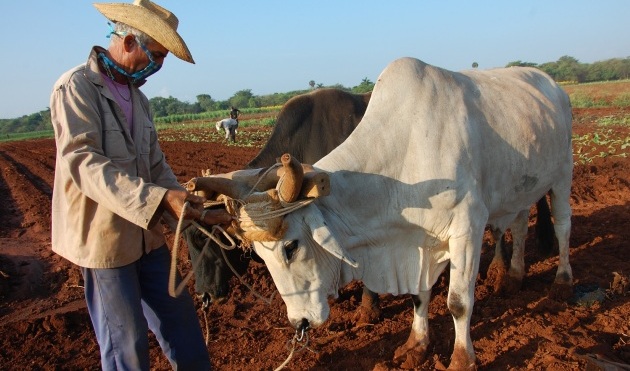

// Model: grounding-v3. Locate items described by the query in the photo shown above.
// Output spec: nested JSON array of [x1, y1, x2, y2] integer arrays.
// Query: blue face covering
[[99, 36, 162, 85]]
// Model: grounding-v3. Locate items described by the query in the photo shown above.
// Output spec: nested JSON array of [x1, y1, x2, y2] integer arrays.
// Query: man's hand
[[162, 189, 206, 220], [200, 208, 234, 226]]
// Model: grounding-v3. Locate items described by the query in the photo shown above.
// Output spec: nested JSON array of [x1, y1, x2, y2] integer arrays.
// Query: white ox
[[216, 118, 238, 142], [209, 57, 574, 369]]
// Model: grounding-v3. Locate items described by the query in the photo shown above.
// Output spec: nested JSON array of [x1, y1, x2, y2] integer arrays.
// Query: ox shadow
[[468, 202, 630, 369], [287, 183, 629, 368]]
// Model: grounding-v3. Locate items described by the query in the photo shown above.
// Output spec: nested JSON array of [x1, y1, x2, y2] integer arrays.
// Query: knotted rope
[[168, 202, 237, 298], [274, 327, 317, 371], [168, 178, 316, 300]]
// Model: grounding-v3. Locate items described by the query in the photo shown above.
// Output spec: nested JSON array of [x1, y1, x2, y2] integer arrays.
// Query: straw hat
[[93, 0, 194, 63]]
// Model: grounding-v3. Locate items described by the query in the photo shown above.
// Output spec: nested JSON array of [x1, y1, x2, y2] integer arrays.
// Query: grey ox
[[198, 57, 573, 369]]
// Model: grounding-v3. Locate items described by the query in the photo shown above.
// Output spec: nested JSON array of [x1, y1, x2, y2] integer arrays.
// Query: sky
[[0, 1, 629, 119]]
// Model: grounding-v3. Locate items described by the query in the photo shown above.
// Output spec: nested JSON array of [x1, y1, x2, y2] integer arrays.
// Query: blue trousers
[[81, 245, 211, 371]]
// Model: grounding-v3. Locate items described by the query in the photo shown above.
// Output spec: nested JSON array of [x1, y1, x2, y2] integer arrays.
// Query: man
[[229, 106, 241, 121], [50, 1, 230, 369]]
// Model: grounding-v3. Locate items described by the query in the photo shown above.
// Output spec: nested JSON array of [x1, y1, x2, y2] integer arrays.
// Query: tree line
[[506, 55, 630, 83], [1, 55, 628, 135]]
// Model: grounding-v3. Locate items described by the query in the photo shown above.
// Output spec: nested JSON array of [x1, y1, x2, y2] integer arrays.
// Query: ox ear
[[304, 208, 358, 268]]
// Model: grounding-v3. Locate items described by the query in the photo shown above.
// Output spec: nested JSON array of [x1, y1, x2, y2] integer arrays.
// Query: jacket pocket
[[102, 115, 130, 161], [140, 124, 153, 156]]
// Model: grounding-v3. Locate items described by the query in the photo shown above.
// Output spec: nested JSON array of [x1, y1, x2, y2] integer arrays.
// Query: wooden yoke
[[276, 154, 304, 203], [185, 154, 330, 201]]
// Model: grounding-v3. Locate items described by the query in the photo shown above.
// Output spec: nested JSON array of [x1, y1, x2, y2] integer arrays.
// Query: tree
[[352, 77, 374, 94], [472, 62, 478, 68], [196, 94, 215, 112], [309, 80, 315, 89], [506, 60, 538, 68], [229, 89, 255, 109], [556, 55, 586, 82]]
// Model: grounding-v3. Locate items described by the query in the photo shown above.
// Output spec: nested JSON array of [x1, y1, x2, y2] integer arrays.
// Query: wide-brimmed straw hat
[[93, 0, 194, 63]]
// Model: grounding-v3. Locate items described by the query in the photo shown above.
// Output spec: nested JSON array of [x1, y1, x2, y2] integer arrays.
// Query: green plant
[[569, 92, 607, 108], [597, 115, 630, 127], [572, 129, 630, 164], [612, 93, 630, 107]]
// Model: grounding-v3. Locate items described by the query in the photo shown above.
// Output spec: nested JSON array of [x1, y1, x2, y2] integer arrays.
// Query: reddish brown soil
[[1, 108, 629, 370]]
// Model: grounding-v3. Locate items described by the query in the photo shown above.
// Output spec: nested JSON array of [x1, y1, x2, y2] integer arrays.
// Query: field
[[1, 83, 629, 370]]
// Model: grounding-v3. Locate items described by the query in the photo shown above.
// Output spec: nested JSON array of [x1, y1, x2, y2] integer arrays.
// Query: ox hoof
[[548, 282, 573, 301], [393, 346, 427, 370], [353, 303, 381, 324], [497, 274, 523, 296], [393, 342, 428, 367], [448, 346, 477, 370], [485, 260, 507, 294], [486, 260, 523, 296]]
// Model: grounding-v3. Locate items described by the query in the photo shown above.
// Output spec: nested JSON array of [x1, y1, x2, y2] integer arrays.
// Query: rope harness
[[167, 162, 323, 369]]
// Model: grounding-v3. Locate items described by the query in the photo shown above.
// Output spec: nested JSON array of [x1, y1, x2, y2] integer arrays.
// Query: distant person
[[229, 106, 241, 121], [49, 0, 231, 369]]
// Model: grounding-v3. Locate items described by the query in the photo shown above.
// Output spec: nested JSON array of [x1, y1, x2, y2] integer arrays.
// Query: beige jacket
[[50, 46, 182, 268]]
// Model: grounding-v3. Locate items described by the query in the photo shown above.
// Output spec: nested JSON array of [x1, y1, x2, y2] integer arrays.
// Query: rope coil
[[168, 191, 314, 300]]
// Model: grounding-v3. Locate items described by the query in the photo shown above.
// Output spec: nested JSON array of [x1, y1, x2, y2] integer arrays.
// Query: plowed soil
[[1, 107, 629, 370]]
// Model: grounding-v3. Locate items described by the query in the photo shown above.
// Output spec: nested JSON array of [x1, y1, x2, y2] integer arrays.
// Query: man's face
[[124, 37, 168, 83], [134, 39, 168, 71], [130, 38, 168, 72]]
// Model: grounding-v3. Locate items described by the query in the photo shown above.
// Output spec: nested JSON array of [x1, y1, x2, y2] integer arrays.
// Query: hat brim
[[94, 3, 194, 63]]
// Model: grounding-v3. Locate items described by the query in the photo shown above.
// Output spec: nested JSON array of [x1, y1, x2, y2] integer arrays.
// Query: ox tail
[[535, 194, 555, 256]]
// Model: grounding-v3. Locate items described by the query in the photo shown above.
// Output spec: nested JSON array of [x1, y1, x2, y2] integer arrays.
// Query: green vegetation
[[153, 106, 282, 125], [564, 80, 630, 108], [507, 55, 630, 83], [2, 55, 629, 140], [566, 80, 630, 164], [157, 118, 275, 147], [573, 129, 630, 164], [0, 130, 54, 143]]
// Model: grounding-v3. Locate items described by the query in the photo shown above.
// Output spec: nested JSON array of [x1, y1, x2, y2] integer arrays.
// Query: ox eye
[[284, 240, 299, 261]]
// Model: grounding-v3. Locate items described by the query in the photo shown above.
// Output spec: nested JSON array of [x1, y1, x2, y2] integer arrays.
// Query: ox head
[[253, 204, 358, 329], [186, 154, 357, 329], [183, 226, 251, 303]]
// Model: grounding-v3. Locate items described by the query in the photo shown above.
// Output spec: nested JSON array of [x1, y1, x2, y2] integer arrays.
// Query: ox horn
[[185, 176, 251, 201], [276, 153, 304, 203], [187, 153, 329, 202]]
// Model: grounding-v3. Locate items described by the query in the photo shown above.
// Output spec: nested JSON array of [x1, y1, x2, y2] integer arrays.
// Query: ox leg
[[446, 230, 483, 370], [393, 291, 431, 367], [548, 187, 573, 300], [486, 227, 508, 295], [354, 287, 381, 324], [502, 210, 529, 294]]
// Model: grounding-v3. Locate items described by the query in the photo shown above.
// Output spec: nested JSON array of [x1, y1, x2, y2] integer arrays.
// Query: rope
[[169, 172, 316, 300], [168, 201, 191, 297], [274, 330, 316, 371], [167, 174, 321, 365], [202, 308, 210, 345], [168, 202, 278, 305], [168, 202, 238, 297], [192, 220, 276, 305], [237, 198, 315, 222]]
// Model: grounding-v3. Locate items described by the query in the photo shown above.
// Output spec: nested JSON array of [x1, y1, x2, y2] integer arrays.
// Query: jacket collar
[[84, 46, 146, 88]]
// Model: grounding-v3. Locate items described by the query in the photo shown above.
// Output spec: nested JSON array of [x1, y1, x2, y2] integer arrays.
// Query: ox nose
[[298, 318, 310, 332]]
